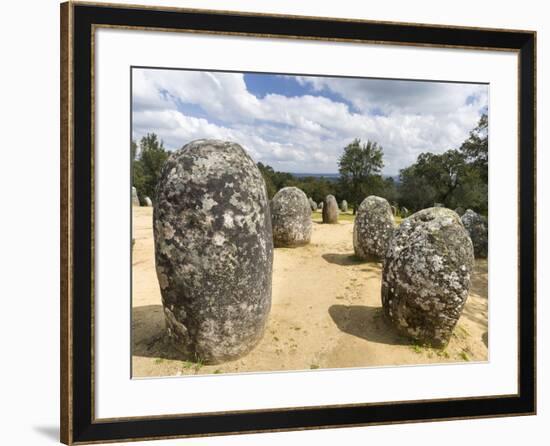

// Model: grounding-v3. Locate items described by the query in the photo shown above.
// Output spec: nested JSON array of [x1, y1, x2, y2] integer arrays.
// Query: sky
[[132, 68, 488, 176]]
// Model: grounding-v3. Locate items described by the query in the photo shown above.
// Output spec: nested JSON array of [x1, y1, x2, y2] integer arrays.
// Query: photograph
[[130, 67, 489, 378]]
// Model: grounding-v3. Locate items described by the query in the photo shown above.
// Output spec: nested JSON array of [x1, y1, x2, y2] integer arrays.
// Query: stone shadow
[[322, 253, 365, 266], [132, 304, 185, 361], [328, 304, 410, 346]]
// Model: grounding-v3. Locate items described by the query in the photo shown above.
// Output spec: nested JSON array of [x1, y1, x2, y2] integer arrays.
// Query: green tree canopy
[[338, 139, 384, 213], [398, 119, 488, 215], [132, 133, 169, 204]]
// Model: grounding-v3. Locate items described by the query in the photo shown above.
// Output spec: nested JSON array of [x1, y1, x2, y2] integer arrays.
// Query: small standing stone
[[319, 201, 324, 210], [434, 202, 444, 208], [153, 139, 273, 364], [132, 186, 140, 206], [322, 195, 339, 224], [341, 200, 348, 212], [143, 196, 153, 207], [461, 209, 488, 258], [308, 197, 317, 211], [381, 207, 474, 347], [271, 187, 312, 247], [353, 196, 396, 260]]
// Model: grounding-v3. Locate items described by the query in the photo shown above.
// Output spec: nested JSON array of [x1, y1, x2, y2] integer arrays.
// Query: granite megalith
[[353, 196, 396, 260], [381, 207, 474, 347], [143, 196, 153, 207], [461, 209, 488, 258], [322, 195, 339, 224], [271, 187, 312, 247], [308, 197, 317, 211], [132, 186, 140, 206], [153, 139, 273, 364], [341, 200, 348, 212]]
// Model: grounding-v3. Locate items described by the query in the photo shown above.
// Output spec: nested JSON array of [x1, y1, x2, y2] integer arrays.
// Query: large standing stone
[[143, 196, 153, 207], [132, 186, 140, 206], [381, 207, 474, 347], [322, 195, 339, 223], [153, 139, 273, 364], [353, 196, 396, 260], [461, 209, 488, 258], [341, 200, 348, 212], [270, 187, 312, 247]]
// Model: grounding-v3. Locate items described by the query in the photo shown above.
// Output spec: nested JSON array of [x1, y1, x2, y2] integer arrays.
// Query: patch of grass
[[459, 351, 470, 361], [153, 358, 164, 365], [310, 364, 320, 369], [436, 349, 450, 359], [181, 361, 194, 369], [411, 344, 423, 354], [273, 336, 279, 342], [338, 213, 356, 222], [213, 369, 222, 374]]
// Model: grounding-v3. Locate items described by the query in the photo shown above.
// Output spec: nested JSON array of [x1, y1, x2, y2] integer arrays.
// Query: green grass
[[310, 364, 320, 370]]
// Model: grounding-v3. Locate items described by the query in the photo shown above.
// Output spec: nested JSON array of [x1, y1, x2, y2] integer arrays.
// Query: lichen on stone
[[381, 207, 474, 347]]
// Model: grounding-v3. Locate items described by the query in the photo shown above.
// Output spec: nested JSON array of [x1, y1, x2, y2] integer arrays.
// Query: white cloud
[[132, 69, 488, 175]]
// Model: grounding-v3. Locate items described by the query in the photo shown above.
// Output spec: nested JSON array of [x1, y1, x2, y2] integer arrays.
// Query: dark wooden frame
[[60, 2, 536, 444]]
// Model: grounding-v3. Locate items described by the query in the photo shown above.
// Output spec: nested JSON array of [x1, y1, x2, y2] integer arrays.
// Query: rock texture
[[461, 209, 488, 258], [322, 195, 339, 224], [143, 196, 153, 207], [271, 187, 312, 247], [153, 139, 273, 364], [132, 186, 140, 206], [353, 196, 396, 260], [341, 200, 348, 212], [381, 207, 474, 347]]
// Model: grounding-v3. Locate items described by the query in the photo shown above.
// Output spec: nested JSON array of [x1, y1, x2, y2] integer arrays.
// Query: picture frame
[[60, 1, 536, 444]]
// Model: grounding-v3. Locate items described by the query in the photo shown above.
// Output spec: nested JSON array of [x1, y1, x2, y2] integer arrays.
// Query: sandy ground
[[132, 207, 488, 377]]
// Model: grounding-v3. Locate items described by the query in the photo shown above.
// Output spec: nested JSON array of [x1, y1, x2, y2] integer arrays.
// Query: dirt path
[[132, 207, 488, 377]]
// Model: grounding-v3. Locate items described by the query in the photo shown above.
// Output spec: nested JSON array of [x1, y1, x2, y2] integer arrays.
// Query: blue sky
[[132, 68, 488, 175]]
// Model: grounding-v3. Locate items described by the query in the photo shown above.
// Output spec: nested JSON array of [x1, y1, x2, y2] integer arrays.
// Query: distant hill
[[288, 172, 400, 183]]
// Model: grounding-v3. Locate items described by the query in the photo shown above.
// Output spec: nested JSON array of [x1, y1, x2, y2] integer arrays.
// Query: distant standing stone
[[461, 209, 488, 258], [143, 196, 153, 207], [381, 207, 474, 347], [322, 195, 338, 223], [341, 200, 348, 212], [391, 205, 398, 217], [308, 197, 317, 211], [132, 186, 140, 206], [153, 139, 273, 364], [319, 201, 324, 210], [271, 187, 312, 247], [353, 196, 396, 260], [434, 202, 444, 208], [454, 207, 465, 217]]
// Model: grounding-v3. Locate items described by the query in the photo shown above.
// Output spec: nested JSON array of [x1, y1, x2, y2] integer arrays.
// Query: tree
[[460, 113, 488, 182], [338, 139, 384, 213], [132, 133, 169, 203]]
